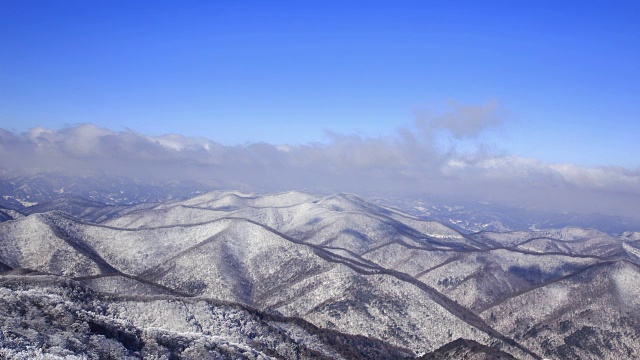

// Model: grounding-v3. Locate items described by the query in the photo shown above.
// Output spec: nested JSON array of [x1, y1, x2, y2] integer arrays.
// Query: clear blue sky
[[1, 0, 639, 168]]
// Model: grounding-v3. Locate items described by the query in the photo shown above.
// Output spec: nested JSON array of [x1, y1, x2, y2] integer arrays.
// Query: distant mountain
[[19, 194, 159, 223], [374, 196, 640, 235], [0, 171, 211, 209], [2, 170, 637, 235], [2, 190, 640, 359]]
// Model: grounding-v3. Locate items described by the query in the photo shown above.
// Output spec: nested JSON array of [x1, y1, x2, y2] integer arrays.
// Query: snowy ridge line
[[47, 208, 631, 268], [190, 191, 257, 202], [623, 242, 640, 260], [469, 226, 607, 238], [181, 201, 315, 212], [314, 244, 382, 268], [364, 212, 486, 249], [467, 246, 628, 262], [95, 201, 171, 218], [317, 193, 424, 218], [136, 230, 230, 282], [45, 214, 120, 275], [378, 205, 479, 237], [226, 216, 544, 360], [257, 265, 338, 311], [314, 249, 382, 272], [75, 272, 196, 298], [72, 273, 121, 281], [310, 221, 452, 251], [170, 190, 316, 209], [116, 273, 196, 298], [36, 193, 479, 253], [299, 210, 479, 251], [107, 191, 475, 247], [510, 234, 624, 257], [39, 210, 634, 265], [475, 260, 619, 314], [358, 240, 400, 255], [514, 235, 604, 246], [413, 254, 465, 279], [376, 238, 471, 252], [329, 209, 472, 246], [47, 207, 477, 253], [347, 233, 622, 261], [43, 213, 201, 297], [41, 209, 228, 232], [192, 190, 312, 202], [182, 202, 311, 211], [327, 193, 483, 240]]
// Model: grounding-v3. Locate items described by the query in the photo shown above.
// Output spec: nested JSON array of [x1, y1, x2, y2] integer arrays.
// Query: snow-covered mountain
[[1, 189, 640, 359], [0, 276, 410, 359], [2, 171, 638, 235], [373, 196, 640, 235], [0, 171, 210, 209]]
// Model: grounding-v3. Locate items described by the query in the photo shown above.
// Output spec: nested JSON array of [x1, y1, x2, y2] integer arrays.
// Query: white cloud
[[416, 99, 506, 139], [1, 111, 638, 219]]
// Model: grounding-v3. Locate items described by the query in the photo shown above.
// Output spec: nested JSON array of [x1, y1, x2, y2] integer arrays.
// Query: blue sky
[[2, 0, 639, 168]]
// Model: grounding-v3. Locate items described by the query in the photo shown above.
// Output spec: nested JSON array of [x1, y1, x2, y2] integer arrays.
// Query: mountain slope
[[0, 205, 22, 222], [480, 261, 640, 360], [0, 274, 412, 359]]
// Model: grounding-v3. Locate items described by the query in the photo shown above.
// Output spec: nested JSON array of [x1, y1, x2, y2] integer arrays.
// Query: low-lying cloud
[[1, 105, 639, 219]]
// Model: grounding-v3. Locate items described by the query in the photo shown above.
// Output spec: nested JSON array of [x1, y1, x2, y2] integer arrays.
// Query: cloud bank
[[1, 104, 639, 219]]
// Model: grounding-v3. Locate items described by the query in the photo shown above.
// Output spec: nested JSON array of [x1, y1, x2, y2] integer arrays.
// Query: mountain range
[[2, 171, 639, 236], [1, 184, 639, 359]]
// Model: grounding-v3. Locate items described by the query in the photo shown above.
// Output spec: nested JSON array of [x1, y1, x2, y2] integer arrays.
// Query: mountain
[[373, 196, 640, 235], [1, 189, 640, 359], [2, 170, 636, 235], [481, 260, 640, 360], [20, 195, 159, 223], [0, 171, 211, 209]]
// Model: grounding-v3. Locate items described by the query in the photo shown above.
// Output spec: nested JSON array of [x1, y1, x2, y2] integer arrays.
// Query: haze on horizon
[[1, 1, 639, 219]]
